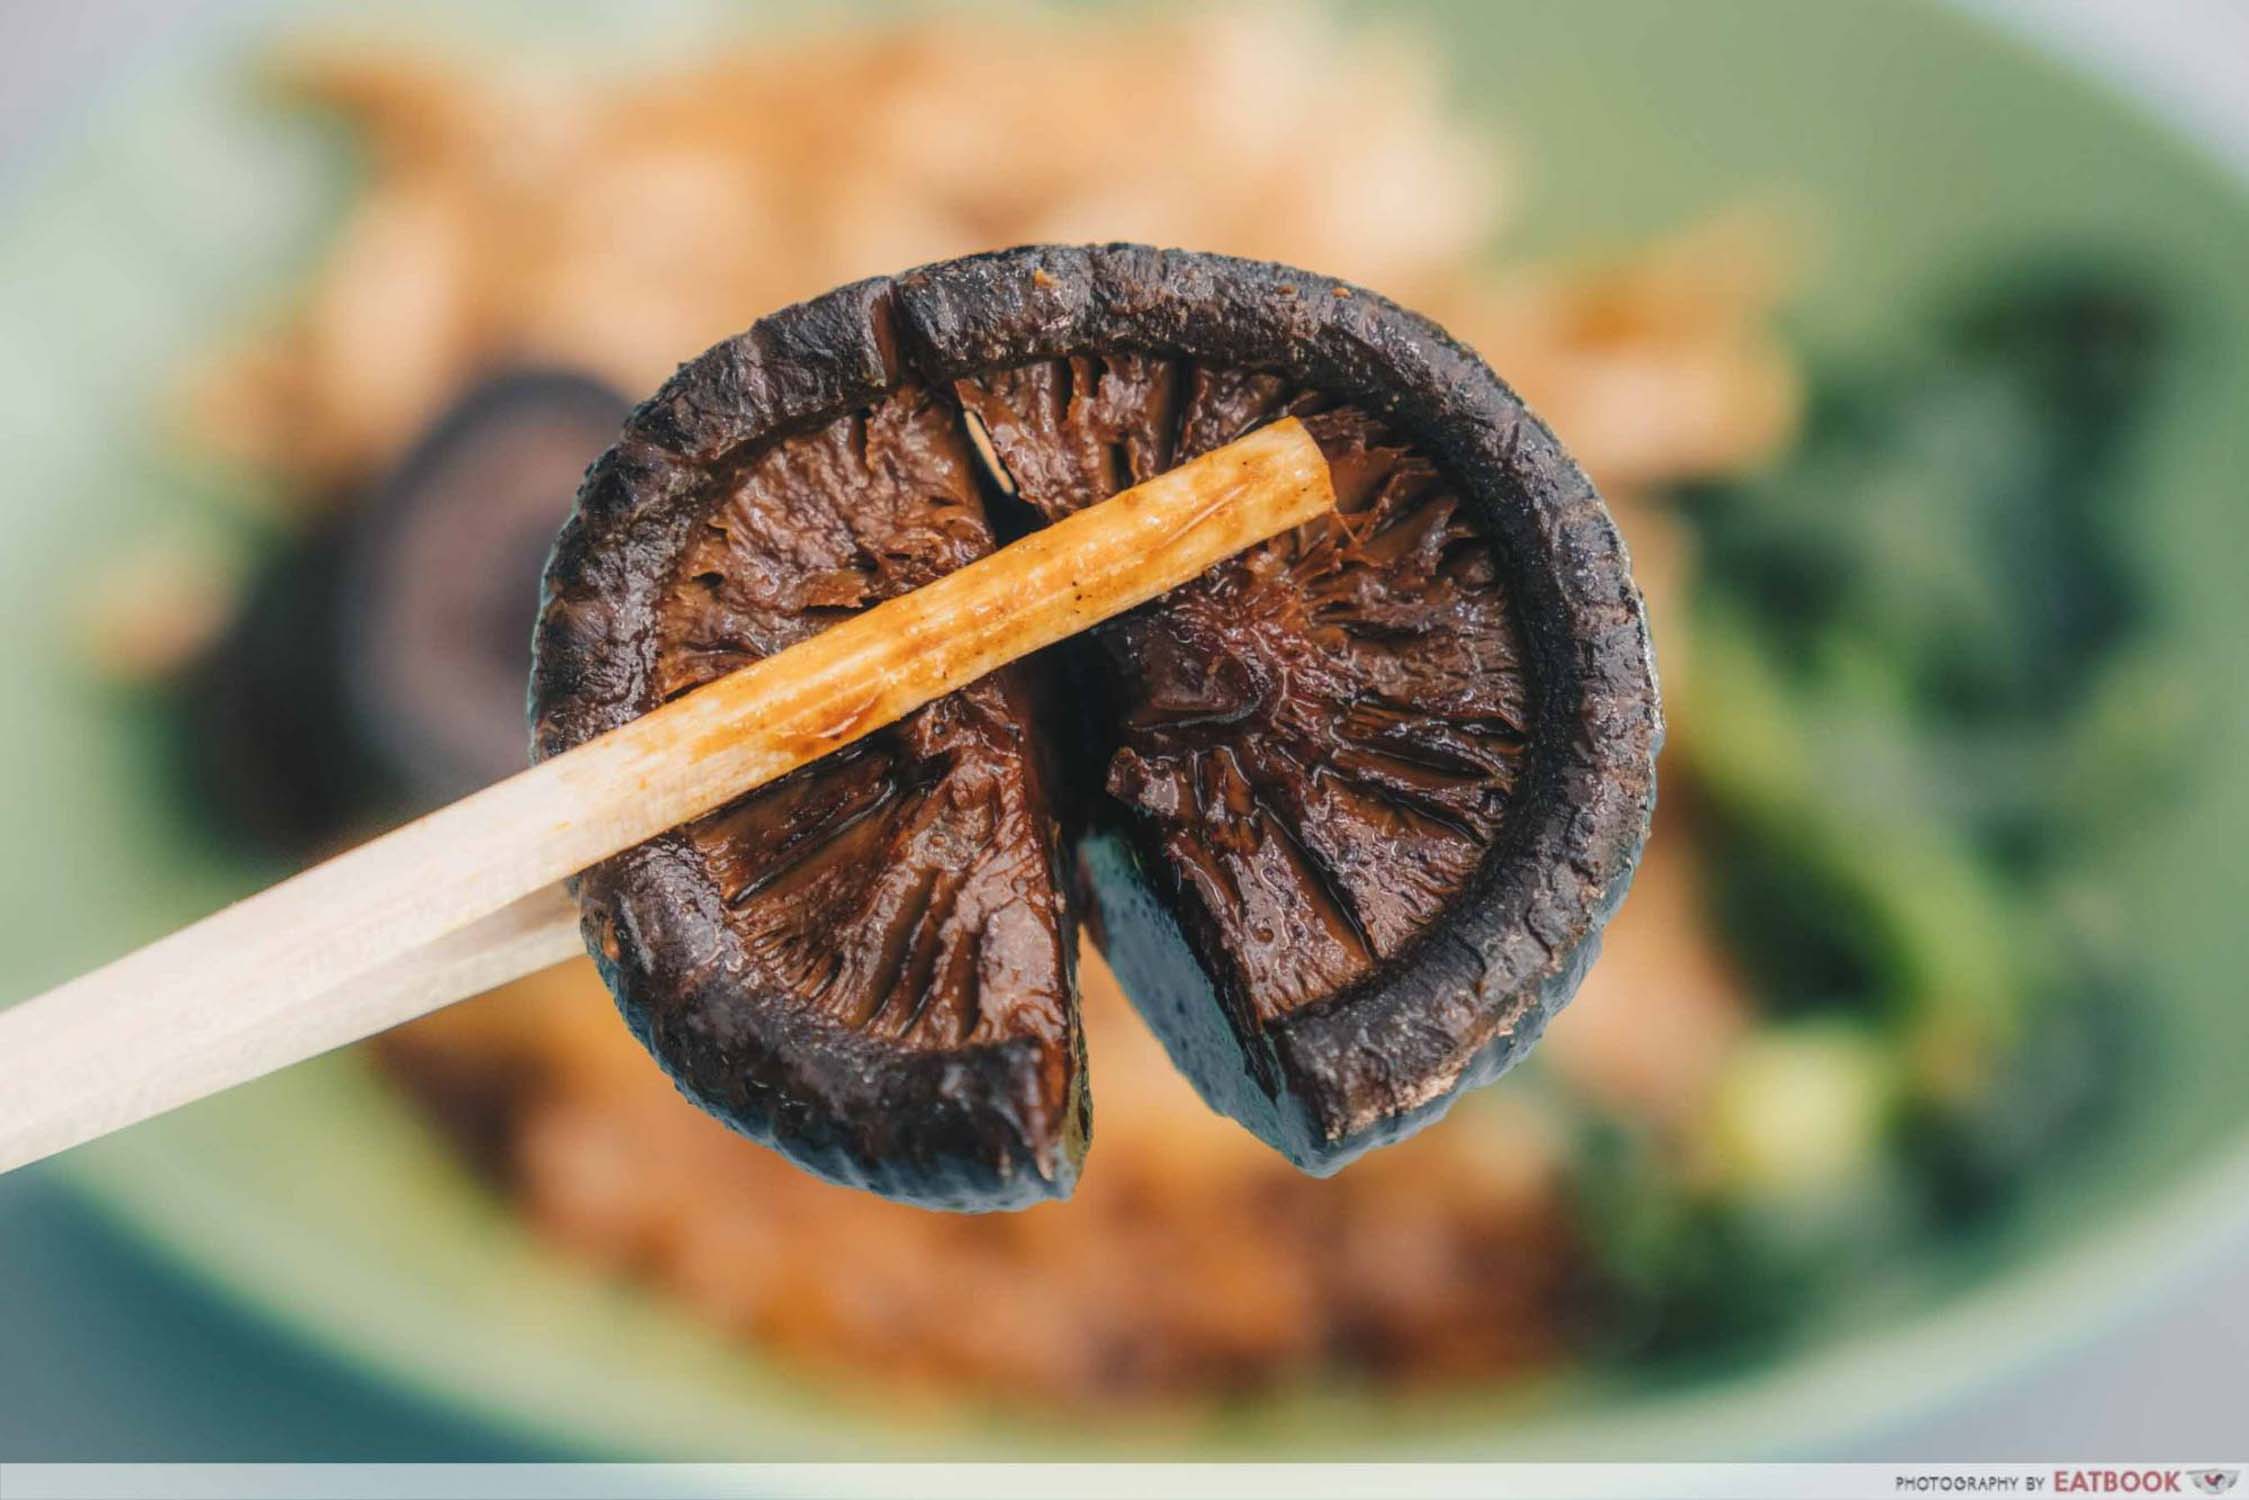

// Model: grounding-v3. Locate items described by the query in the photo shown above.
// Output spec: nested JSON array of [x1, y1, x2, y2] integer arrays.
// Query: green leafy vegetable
[[1573, 263, 2185, 1359]]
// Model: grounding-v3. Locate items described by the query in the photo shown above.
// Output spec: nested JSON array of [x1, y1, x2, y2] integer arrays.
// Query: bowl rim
[[34, 0, 2249, 1459]]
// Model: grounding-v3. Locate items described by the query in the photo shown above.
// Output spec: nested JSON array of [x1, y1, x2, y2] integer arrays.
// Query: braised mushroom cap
[[344, 370, 630, 805], [533, 245, 1659, 1209]]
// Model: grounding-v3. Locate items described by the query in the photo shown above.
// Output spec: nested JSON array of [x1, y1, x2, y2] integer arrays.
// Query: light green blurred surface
[[1, 0, 2245, 1460]]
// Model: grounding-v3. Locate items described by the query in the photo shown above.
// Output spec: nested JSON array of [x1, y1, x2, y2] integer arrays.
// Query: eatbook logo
[[2192, 1473, 2239, 1497]]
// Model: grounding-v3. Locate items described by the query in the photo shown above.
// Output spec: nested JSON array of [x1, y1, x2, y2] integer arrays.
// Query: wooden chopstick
[[0, 418, 1337, 1174]]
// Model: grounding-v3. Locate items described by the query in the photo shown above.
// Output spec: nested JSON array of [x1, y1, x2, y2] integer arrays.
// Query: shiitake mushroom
[[532, 245, 1660, 1211], [182, 370, 630, 854], [343, 370, 632, 805]]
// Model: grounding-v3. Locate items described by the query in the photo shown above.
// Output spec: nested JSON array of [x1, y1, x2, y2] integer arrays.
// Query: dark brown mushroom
[[344, 370, 631, 805], [182, 370, 630, 855], [532, 245, 1660, 1210]]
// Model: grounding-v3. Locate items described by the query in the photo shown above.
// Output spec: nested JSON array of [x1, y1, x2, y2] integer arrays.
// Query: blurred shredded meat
[[187, 9, 1793, 496], [382, 945, 1583, 1399]]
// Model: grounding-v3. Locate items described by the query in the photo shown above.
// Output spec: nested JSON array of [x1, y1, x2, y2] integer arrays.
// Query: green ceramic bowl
[[3, 0, 2246, 1459]]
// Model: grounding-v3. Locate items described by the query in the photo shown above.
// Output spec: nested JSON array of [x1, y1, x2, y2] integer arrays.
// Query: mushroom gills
[[636, 362, 1529, 1189], [956, 357, 1529, 1169], [532, 246, 1658, 1212], [628, 383, 1085, 1209]]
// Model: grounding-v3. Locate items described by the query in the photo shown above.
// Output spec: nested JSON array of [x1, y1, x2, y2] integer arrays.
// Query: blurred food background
[[3, 0, 2247, 1460]]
